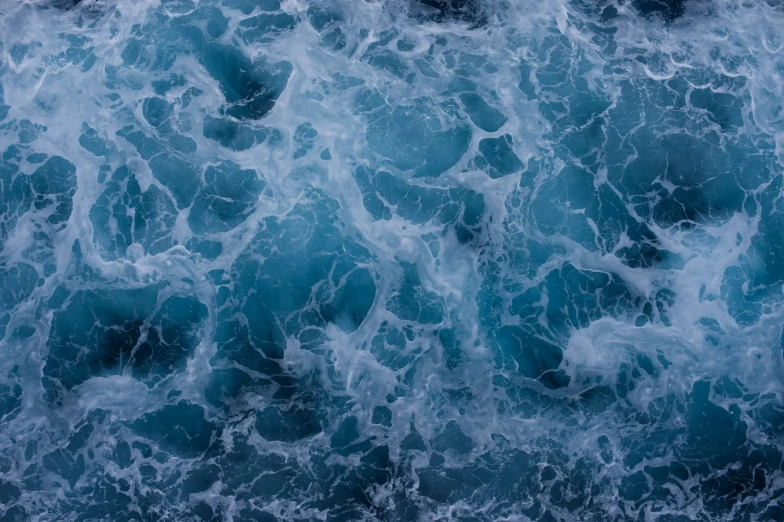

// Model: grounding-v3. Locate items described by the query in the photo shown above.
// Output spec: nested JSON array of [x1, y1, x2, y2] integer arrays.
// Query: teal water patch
[[1, 0, 784, 520]]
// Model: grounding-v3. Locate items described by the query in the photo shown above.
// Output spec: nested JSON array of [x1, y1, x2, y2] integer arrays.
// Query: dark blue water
[[1, 0, 784, 520]]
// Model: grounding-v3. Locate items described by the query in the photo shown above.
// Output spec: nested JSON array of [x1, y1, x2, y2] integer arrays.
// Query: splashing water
[[1, 0, 784, 520]]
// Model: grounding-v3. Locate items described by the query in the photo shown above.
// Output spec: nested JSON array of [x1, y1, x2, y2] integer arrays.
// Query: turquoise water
[[1, 0, 784, 520]]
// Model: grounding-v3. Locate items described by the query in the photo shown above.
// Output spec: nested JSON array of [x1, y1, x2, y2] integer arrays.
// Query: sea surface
[[1, 0, 784, 520]]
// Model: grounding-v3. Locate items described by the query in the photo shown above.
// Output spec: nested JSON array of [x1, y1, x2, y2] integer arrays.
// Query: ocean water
[[0, 0, 783, 520]]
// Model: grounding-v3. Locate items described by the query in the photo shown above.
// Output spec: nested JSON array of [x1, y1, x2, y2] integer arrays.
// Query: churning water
[[1, 0, 784, 520]]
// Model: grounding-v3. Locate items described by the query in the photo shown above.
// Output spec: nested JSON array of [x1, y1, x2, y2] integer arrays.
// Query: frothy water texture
[[1, 0, 784, 520]]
